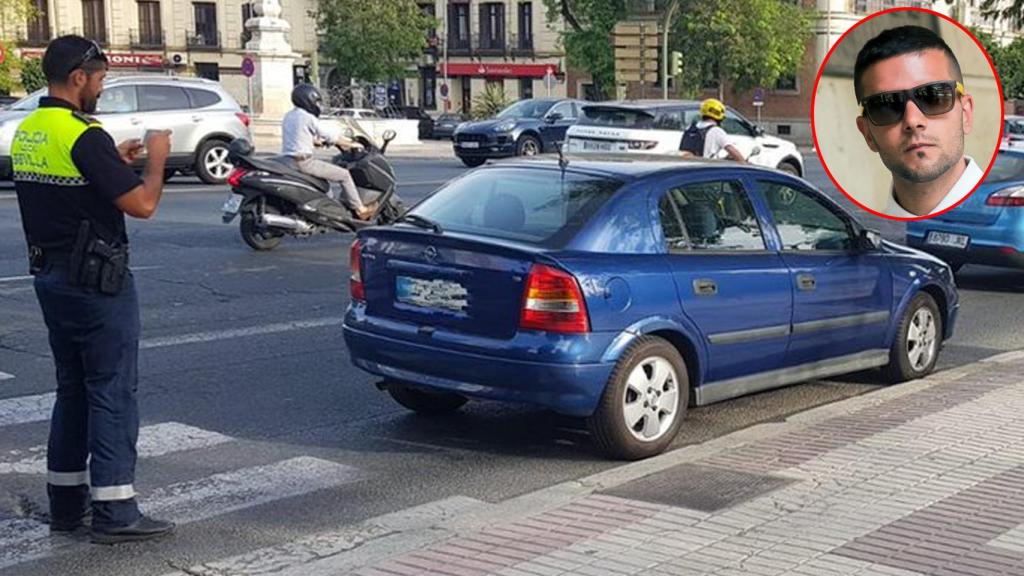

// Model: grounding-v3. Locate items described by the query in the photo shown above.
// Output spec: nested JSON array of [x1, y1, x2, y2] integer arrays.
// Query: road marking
[[140, 317, 345, 350], [0, 421, 233, 475], [0, 456, 362, 570], [0, 392, 54, 428], [0, 372, 13, 381]]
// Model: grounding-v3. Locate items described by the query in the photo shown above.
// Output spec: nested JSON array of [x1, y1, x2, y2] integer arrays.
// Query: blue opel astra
[[343, 157, 959, 460]]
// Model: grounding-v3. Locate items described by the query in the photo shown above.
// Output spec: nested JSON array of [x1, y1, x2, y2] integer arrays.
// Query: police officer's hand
[[144, 130, 172, 161], [117, 139, 144, 165]]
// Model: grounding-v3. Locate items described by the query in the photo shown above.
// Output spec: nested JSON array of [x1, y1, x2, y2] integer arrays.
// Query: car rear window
[[410, 168, 623, 248], [186, 88, 222, 108], [987, 152, 1024, 183], [579, 106, 656, 129]]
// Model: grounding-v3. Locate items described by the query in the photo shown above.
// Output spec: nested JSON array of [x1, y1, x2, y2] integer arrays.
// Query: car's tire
[[239, 203, 285, 251], [459, 156, 486, 168], [387, 383, 468, 415], [516, 135, 542, 157], [195, 139, 233, 185], [882, 292, 942, 384], [588, 336, 688, 460], [776, 160, 801, 177]]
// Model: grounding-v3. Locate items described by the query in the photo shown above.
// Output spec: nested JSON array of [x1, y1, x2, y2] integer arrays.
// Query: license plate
[[221, 194, 243, 214], [582, 140, 613, 152], [459, 141, 480, 149], [396, 276, 469, 312], [926, 231, 970, 249]]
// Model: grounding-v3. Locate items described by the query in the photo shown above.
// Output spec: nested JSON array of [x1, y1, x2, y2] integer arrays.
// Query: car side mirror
[[382, 129, 397, 142], [858, 229, 882, 251], [754, 125, 765, 137], [545, 112, 563, 124]]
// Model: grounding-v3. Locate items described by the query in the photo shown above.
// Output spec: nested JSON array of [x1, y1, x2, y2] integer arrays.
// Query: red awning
[[439, 62, 559, 78]]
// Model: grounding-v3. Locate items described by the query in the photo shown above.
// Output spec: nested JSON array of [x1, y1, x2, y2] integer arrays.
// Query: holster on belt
[[68, 220, 129, 295]]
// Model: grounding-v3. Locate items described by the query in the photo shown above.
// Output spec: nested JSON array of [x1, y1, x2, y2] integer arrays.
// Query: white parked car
[[565, 100, 804, 176]]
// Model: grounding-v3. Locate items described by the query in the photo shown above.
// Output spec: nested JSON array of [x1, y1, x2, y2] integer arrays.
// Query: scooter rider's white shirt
[[696, 120, 733, 159], [884, 156, 983, 217], [282, 108, 336, 158]]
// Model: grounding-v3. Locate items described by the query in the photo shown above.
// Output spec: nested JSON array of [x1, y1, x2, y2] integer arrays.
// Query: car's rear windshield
[[579, 106, 656, 129], [987, 152, 1024, 182], [409, 168, 623, 248]]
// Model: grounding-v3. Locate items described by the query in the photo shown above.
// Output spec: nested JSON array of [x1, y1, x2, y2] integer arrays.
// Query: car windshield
[[578, 106, 656, 129], [10, 90, 46, 111], [987, 153, 1024, 182], [409, 168, 623, 248], [496, 100, 555, 119]]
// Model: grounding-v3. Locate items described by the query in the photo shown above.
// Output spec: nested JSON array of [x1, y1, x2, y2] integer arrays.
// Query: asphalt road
[[0, 155, 1021, 576]]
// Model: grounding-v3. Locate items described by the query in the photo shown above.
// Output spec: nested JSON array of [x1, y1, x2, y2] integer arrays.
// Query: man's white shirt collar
[[885, 157, 983, 218]]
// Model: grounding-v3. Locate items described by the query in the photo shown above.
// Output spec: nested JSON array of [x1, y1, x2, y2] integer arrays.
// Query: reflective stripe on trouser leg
[[47, 470, 89, 486], [92, 484, 137, 501]]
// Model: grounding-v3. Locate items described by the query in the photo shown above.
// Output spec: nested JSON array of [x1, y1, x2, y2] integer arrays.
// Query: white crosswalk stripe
[[0, 392, 54, 428], [0, 456, 362, 570], [0, 371, 14, 381], [0, 422, 234, 475]]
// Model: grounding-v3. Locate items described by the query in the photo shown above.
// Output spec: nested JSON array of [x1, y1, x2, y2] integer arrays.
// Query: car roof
[[485, 154, 789, 180], [106, 75, 222, 88], [584, 100, 701, 110]]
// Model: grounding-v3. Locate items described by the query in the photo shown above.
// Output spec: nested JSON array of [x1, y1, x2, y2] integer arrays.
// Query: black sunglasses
[[860, 80, 964, 126], [65, 41, 107, 76]]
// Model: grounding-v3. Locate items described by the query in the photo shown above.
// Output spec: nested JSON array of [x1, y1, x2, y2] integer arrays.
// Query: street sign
[[373, 84, 388, 110], [241, 57, 255, 78], [440, 83, 449, 97], [753, 87, 764, 105]]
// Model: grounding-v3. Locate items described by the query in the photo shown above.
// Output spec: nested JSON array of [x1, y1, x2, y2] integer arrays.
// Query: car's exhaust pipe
[[260, 213, 315, 233]]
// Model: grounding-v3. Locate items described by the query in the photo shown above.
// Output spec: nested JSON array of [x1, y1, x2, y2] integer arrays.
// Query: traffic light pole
[[662, 0, 680, 100]]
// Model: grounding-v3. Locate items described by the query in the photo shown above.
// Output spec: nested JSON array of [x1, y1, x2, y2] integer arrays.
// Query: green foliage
[[471, 83, 511, 119], [981, 0, 1024, 30], [315, 0, 436, 83], [995, 37, 1024, 100], [20, 56, 45, 93], [0, 41, 19, 95], [541, 0, 627, 100], [672, 0, 812, 98]]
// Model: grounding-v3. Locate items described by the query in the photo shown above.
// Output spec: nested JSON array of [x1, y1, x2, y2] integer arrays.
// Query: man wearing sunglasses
[[854, 25, 981, 217], [11, 35, 174, 543]]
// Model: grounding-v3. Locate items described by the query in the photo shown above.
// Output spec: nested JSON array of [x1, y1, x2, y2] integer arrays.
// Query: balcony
[[130, 28, 165, 48], [187, 30, 221, 50], [474, 32, 506, 56], [509, 33, 533, 56]]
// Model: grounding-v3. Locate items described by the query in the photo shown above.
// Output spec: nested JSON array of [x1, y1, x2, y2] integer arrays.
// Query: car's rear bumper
[[343, 308, 616, 417], [908, 222, 1024, 269]]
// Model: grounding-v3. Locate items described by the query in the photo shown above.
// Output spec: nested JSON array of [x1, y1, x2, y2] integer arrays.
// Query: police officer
[[12, 35, 174, 544]]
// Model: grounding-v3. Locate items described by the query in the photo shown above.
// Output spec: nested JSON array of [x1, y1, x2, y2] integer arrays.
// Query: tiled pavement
[[338, 351, 1024, 576]]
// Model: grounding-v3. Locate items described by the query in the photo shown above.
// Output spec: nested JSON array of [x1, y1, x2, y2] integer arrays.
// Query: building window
[[519, 78, 533, 100], [479, 3, 505, 50], [81, 0, 107, 44], [777, 125, 791, 135], [191, 2, 219, 48], [194, 62, 219, 81], [449, 2, 470, 50], [461, 79, 472, 114], [241, 2, 253, 46], [135, 1, 162, 46], [27, 0, 50, 44], [517, 2, 533, 49], [774, 74, 798, 92], [419, 3, 437, 48]]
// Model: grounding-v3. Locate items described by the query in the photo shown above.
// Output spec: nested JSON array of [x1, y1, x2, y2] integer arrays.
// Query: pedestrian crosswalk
[[0, 391, 366, 574]]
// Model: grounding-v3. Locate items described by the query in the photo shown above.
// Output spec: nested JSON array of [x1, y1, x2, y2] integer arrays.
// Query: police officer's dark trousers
[[34, 262, 141, 529]]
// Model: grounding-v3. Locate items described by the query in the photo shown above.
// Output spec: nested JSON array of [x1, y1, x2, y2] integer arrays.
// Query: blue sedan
[[343, 158, 958, 459], [907, 148, 1024, 272]]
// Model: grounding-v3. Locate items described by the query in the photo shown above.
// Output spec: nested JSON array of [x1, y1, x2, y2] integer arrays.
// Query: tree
[[20, 56, 45, 93], [541, 0, 627, 100], [981, 0, 1024, 30], [672, 0, 813, 100], [995, 37, 1024, 100], [314, 0, 436, 83], [0, 41, 20, 95]]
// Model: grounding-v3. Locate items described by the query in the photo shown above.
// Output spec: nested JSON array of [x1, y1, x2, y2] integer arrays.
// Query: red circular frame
[[810, 7, 1005, 222]]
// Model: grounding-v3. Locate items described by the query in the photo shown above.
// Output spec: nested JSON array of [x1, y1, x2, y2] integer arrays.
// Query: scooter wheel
[[240, 208, 285, 251]]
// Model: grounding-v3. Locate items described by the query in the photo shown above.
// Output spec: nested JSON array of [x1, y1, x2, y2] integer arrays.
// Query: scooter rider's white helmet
[[291, 83, 323, 117]]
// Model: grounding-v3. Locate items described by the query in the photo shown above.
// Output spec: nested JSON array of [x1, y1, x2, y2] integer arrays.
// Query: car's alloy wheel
[[589, 336, 688, 460], [518, 136, 541, 156], [906, 307, 938, 372], [196, 140, 233, 184], [882, 292, 942, 383]]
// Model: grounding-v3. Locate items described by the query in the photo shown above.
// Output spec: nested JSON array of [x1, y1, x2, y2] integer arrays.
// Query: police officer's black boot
[[90, 498, 174, 545], [47, 484, 91, 533]]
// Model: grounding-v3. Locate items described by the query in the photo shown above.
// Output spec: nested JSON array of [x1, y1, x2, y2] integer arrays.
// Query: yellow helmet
[[699, 98, 726, 122]]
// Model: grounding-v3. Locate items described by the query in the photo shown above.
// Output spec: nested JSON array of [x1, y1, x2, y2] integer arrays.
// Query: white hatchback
[[565, 100, 804, 176]]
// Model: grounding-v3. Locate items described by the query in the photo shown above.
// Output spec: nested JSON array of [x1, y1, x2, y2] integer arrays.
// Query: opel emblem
[[423, 246, 439, 262]]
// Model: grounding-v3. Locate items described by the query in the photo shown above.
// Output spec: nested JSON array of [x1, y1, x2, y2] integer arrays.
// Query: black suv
[[452, 98, 584, 167]]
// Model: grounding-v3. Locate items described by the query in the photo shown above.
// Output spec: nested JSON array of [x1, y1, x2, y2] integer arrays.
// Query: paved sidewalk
[[164, 350, 1024, 576]]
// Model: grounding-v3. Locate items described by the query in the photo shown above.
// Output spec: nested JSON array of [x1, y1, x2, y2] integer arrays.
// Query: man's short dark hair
[[854, 25, 962, 102], [42, 35, 109, 85]]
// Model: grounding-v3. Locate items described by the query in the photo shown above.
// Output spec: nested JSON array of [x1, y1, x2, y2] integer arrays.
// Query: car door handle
[[130, 118, 142, 125], [191, 115, 202, 123], [693, 279, 718, 296], [797, 274, 817, 291]]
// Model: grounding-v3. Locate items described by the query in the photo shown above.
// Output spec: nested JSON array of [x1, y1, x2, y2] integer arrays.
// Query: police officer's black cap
[[43, 35, 109, 83]]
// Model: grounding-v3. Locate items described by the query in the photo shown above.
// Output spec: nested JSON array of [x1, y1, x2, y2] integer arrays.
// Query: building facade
[[3, 0, 318, 110]]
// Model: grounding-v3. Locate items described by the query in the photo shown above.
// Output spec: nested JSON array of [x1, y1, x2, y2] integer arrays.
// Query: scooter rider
[[282, 84, 376, 220]]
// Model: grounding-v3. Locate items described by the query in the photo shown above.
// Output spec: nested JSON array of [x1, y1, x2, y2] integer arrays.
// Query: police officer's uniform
[[13, 97, 145, 531]]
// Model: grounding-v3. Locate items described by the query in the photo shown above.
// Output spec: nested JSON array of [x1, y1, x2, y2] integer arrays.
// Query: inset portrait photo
[[812, 8, 1003, 220]]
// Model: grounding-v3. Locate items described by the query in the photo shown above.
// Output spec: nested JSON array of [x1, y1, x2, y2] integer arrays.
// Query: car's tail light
[[226, 167, 247, 188], [627, 140, 658, 150], [986, 185, 1024, 207], [349, 239, 365, 302], [236, 112, 251, 127], [520, 264, 589, 333]]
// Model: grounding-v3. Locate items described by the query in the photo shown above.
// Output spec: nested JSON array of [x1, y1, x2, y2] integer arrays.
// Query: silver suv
[[0, 75, 251, 184]]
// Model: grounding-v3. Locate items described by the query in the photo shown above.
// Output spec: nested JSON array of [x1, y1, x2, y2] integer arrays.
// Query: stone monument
[[244, 0, 299, 119]]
